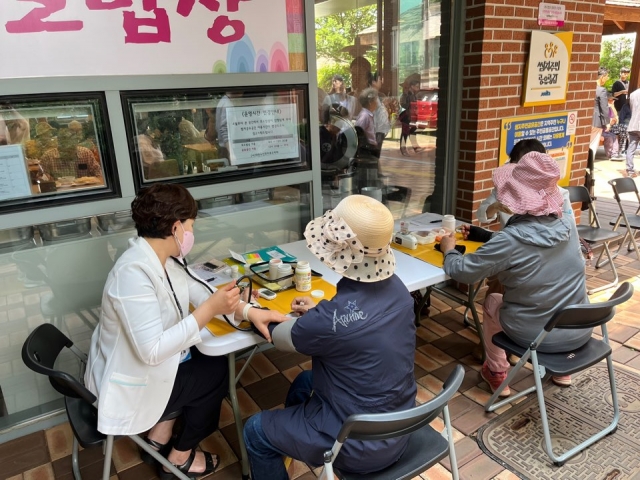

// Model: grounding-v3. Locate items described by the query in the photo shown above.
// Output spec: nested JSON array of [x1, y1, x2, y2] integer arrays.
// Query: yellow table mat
[[203, 277, 336, 336], [391, 233, 484, 267], [259, 277, 336, 313]]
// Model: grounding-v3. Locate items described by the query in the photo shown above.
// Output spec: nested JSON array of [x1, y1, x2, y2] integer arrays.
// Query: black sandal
[[139, 436, 174, 465], [158, 448, 220, 480]]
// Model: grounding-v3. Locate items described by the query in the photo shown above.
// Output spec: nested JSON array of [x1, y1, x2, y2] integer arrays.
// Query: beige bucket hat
[[304, 195, 396, 282]]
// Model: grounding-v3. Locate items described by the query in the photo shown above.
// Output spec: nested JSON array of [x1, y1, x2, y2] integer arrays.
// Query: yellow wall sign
[[500, 111, 577, 187], [522, 31, 573, 107]]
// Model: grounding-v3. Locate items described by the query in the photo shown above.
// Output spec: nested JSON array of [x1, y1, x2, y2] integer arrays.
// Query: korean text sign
[[500, 111, 577, 187], [522, 31, 572, 107], [0, 0, 304, 78], [227, 103, 299, 165]]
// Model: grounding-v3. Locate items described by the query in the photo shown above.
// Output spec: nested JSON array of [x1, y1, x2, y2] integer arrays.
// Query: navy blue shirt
[[260, 275, 416, 473]]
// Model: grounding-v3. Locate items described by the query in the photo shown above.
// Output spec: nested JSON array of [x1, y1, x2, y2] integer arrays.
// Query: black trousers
[[162, 347, 229, 451]]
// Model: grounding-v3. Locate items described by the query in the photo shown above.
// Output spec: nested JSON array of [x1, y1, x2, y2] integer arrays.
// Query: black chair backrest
[[22, 324, 97, 404], [609, 177, 639, 201], [336, 365, 464, 443], [566, 185, 592, 205], [544, 282, 633, 331]]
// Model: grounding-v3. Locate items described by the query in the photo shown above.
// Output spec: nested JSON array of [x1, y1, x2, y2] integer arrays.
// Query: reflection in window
[[122, 87, 310, 185], [0, 96, 109, 202], [315, 0, 442, 218]]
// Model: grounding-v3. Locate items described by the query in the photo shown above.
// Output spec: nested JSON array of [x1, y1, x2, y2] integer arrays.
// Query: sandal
[[158, 448, 220, 480], [139, 436, 174, 465]]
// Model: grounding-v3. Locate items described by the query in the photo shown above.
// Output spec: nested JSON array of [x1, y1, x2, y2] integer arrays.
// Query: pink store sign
[[538, 2, 565, 28], [0, 0, 305, 79]]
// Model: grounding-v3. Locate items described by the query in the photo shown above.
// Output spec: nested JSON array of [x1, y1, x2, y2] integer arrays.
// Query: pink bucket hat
[[304, 195, 396, 282], [493, 151, 564, 217]]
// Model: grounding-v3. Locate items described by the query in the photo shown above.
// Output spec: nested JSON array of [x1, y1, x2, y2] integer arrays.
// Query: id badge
[[179, 349, 192, 363]]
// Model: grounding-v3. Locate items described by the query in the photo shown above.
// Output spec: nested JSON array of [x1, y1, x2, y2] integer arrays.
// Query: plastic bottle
[[294, 261, 312, 292]]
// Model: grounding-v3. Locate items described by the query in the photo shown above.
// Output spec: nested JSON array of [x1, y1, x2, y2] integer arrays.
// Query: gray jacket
[[592, 85, 608, 128], [443, 215, 591, 352]]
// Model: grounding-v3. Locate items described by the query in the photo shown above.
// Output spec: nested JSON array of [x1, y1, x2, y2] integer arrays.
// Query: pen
[[430, 219, 442, 223]]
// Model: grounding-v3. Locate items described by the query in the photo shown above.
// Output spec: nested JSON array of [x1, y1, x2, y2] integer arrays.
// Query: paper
[[229, 246, 296, 265], [0, 145, 32, 201]]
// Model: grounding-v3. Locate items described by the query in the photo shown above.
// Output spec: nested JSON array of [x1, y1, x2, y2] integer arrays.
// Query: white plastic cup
[[277, 263, 293, 288], [442, 214, 456, 233], [269, 258, 283, 280]]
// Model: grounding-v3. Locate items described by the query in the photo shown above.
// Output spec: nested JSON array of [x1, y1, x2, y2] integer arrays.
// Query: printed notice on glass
[[0, 145, 32, 201], [227, 103, 299, 166]]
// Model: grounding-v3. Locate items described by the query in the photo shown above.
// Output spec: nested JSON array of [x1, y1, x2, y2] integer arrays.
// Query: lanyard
[[164, 268, 184, 318]]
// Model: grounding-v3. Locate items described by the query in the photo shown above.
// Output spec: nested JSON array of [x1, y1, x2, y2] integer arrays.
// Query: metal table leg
[[228, 351, 251, 480], [428, 280, 485, 362]]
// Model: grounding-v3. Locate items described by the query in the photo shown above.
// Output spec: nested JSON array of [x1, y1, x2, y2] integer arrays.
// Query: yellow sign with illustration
[[500, 111, 577, 187], [522, 31, 573, 107]]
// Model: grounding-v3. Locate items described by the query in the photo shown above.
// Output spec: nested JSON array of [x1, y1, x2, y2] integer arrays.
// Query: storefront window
[[0, 94, 117, 211], [315, 0, 443, 218], [121, 87, 310, 187]]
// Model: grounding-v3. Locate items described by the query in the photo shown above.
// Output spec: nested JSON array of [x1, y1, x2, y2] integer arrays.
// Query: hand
[[291, 296, 316, 314], [460, 224, 472, 240], [248, 308, 288, 342], [440, 233, 457, 253], [486, 201, 512, 218], [208, 281, 241, 316]]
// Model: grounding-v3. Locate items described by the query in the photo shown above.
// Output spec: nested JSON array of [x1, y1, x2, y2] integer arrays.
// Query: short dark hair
[[621, 67, 630, 73], [131, 183, 197, 239], [598, 66, 609, 78], [509, 138, 546, 163]]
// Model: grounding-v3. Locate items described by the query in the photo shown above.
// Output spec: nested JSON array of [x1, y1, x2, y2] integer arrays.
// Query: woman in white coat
[[85, 184, 285, 479]]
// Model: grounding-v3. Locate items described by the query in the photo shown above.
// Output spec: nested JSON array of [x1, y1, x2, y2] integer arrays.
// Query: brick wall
[[457, 0, 606, 223]]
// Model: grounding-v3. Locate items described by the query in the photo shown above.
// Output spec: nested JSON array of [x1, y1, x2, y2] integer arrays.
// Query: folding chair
[[484, 282, 634, 466], [609, 177, 640, 261], [321, 365, 464, 480], [567, 186, 625, 294], [22, 324, 188, 480]]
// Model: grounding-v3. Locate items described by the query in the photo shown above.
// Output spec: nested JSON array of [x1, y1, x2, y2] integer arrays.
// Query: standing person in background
[[354, 88, 380, 153], [603, 92, 619, 160], [367, 71, 391, 152], [625, 87, 640, 178], [613, 98, 631, 162], [590, 67, 610, 162], [612, 67, 630, 158], [325, 75, 356, 119], [399, 76, 424, 156]]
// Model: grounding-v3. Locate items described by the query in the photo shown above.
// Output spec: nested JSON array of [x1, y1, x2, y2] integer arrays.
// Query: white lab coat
[[84, 237, 229, 435]]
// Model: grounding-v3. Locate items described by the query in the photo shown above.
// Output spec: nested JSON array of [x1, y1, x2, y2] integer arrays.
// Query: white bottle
[[442, 214, 456, 233], [294, 261, 312, 292], [277, 263, 293, 288]]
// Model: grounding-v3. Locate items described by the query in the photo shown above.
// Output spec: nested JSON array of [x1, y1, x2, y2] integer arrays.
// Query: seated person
[[441, 152, 589, 396], [477, 139, 547, 226], [243, 195, 416, 479], [40, 127, 102, 179], [84, 184, 286, 479], [354, 87, 380, 152]]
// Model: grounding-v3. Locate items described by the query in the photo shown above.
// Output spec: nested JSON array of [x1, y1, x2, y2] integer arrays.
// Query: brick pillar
[[458, 0, 606, 224]]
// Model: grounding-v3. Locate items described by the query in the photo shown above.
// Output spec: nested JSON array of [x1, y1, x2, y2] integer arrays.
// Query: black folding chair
[[321, 365, 464, 480], [22, 324, 187, 480], [609, 177, 640, 261], [484, 282, 634, 466], [567, 186, 625, 294]]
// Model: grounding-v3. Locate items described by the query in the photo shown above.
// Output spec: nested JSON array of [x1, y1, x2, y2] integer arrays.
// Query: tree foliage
[[600, 35, 634, 89], [315, 6, 377, 91]]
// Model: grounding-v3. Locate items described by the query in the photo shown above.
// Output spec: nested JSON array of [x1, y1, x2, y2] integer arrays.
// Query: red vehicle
[[411, 90, 438, 130]]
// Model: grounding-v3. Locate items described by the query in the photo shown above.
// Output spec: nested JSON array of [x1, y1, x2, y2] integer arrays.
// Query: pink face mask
[[174, 222, 194, 258]]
